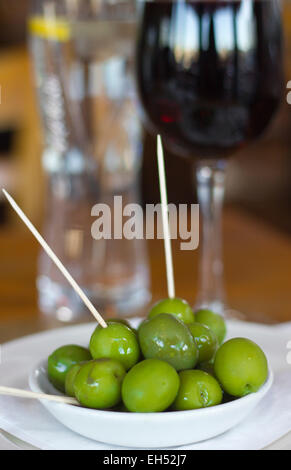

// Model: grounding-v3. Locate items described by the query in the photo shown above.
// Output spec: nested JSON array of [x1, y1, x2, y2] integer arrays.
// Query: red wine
[[136, 0, 283, 158]]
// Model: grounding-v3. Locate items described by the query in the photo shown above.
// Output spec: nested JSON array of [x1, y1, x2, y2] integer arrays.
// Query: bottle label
[[28, 16, 71, 42]]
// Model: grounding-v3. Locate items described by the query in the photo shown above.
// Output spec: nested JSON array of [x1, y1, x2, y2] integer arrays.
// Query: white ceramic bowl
[[29, 360, 273, 448]]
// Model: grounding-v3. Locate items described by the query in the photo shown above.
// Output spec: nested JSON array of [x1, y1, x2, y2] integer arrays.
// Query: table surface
[[0, 206, 291, 449]]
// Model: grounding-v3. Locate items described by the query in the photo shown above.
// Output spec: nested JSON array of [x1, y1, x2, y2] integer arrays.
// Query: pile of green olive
[[47, 298, 268, 413]]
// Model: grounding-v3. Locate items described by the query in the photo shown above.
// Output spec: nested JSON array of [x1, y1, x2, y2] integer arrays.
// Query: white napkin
[[0, 320, 290, 450]]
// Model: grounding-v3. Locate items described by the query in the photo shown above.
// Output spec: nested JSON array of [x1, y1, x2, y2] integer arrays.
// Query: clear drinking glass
[[136, 0, 283, 315], [29, 0, 151, 321]]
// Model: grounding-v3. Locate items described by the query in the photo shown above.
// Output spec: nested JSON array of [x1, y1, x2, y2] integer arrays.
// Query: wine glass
[[135, 0, 283, 315]]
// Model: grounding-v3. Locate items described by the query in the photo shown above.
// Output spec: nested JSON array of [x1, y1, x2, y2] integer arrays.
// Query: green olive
[[138, 313, 198, 371], [74, 359, 126, 409], [121, 359, 180, 412], [148, 298, 195, 324], [188, 322, 218, 363], [65, 363, 82, 397], [172, 370, 223, 410], [47, 345, 92, 393], [214, 338, 268, 397], [89, 322, 140, 370], [195, 309, 226, 345]]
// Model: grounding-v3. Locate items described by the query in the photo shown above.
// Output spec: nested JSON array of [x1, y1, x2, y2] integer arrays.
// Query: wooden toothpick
[[0, 385, 79, 405], [157, 135, 175, 299], [2, 189, 107, 328]]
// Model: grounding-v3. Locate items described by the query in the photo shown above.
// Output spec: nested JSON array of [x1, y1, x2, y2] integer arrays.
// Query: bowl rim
[[29, 358, 273, 420]]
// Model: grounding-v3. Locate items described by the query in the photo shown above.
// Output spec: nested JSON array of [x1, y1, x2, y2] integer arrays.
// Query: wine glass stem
[[194, 160, 227, 314]]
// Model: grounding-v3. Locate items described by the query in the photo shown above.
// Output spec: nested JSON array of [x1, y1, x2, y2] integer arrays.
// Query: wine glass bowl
[[136, 0, 283, 159], [135, 0, 283, 314]]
